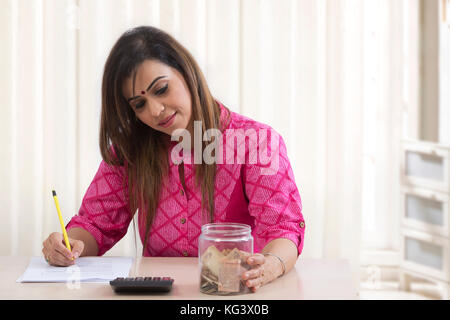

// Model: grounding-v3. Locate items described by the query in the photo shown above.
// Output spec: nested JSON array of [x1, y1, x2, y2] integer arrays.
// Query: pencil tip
[[52, 190, 56, 196]]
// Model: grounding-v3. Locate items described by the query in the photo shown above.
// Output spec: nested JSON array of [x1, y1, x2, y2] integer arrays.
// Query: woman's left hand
[[241, 253, 283, 293]]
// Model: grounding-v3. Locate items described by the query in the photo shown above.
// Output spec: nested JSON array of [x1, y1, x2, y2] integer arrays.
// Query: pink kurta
[[66, 102, 306, 257]]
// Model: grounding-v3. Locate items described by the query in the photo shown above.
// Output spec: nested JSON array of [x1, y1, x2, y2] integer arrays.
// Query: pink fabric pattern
[[66, 102, 306, 257]]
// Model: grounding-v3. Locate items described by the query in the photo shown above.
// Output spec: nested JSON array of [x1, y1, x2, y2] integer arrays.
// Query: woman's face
[[122, 59, 192, 136]]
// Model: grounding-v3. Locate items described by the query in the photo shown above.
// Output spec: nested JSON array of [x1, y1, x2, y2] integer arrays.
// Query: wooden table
[[0, 256, 357, 300]]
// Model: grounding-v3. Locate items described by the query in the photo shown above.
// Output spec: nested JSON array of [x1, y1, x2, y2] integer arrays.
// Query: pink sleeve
[[66, 160, 133, 256], [243, 130, 305, 256]]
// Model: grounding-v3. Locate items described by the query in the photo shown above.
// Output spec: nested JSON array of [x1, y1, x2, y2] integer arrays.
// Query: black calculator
[[110, 277, 174, 293]]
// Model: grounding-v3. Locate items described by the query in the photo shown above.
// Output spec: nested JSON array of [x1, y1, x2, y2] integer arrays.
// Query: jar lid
[[201, 223, 251, 238]]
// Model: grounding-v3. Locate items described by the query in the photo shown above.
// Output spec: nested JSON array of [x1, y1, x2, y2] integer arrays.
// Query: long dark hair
[[99, 26, 230, 253]]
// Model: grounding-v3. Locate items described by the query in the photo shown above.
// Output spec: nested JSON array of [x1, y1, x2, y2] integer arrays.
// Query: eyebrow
[[126, 75, 167, 103]]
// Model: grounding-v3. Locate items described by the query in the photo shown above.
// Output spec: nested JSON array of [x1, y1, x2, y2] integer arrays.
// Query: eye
[[134, 100, 145, 110], [155, 84, 168, 95]]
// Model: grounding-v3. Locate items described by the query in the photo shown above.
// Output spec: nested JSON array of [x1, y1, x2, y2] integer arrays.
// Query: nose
[[148, 101, 165, 118]]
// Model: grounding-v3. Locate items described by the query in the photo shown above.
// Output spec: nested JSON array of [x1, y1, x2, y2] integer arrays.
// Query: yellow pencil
[[52, 190, 73, 260]]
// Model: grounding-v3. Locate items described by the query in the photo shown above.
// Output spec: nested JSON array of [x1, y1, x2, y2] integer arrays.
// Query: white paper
[[16, 256, 133, 283]]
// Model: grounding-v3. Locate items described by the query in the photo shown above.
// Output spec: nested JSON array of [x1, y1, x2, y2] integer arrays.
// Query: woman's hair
[[99, 25, 230, 254]]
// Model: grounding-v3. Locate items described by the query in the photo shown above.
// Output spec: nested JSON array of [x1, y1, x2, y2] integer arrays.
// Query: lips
[[158, 112, 177, 127]]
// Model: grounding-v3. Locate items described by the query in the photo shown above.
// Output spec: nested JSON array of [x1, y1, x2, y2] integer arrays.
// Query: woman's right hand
[[42, 232, 85, 267]]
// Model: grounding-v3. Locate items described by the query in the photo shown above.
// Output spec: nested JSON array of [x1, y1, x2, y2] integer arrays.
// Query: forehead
[[122, 59, 173, 97]]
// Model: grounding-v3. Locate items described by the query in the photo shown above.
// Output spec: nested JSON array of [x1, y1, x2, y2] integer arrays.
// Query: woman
[[42, 26, 305, 293]]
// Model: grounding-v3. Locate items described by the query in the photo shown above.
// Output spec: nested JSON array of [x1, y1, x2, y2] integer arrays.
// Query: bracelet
[[263, 252, 286, 277]]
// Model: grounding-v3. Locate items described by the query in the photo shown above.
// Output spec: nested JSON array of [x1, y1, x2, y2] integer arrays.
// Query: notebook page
[[17, 256, 133, 283]]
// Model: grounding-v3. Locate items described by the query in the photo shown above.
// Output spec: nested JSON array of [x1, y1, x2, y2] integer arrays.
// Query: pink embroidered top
[[66, 102, 305, 257]]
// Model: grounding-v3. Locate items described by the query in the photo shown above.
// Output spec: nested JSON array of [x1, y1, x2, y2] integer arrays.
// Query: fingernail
[[248, 258, 254, 263], [74, 252, 79, 259]]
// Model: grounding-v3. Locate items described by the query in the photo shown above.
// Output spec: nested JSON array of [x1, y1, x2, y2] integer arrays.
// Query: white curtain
[[0, 0, 407, 290]]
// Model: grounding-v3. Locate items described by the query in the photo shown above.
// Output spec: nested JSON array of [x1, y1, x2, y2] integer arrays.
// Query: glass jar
[[198, 223, 253, 295]]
